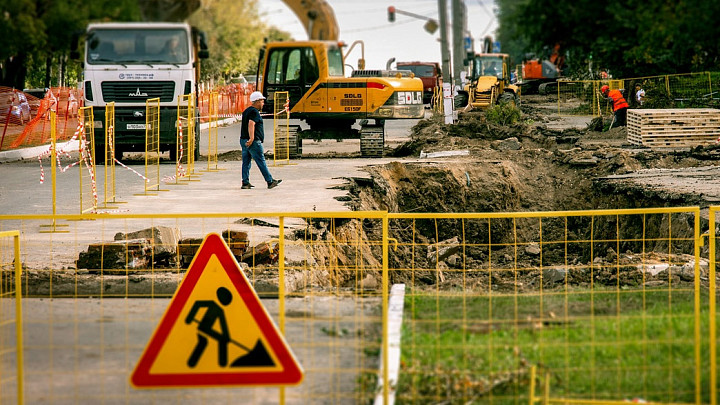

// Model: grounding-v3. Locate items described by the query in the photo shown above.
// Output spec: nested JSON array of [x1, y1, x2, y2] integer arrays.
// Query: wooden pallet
[[627, 108, 720, 147]]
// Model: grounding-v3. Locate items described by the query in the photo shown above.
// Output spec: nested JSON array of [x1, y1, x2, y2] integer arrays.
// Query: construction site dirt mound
[[358, 106, 720, 216], [331, 99, 720, 290]]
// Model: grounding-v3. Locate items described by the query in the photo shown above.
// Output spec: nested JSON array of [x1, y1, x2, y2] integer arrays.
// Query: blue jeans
[[241, 140, 274, 185]]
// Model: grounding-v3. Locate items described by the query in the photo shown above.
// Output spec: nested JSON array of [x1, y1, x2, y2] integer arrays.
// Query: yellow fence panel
[[273, 91, 297, 163], [708, 207, 718, 405], [170, 94, 200, 185], [0, 230, 24, 405], [387, 208, 713, 405], [554, 72, 719, 118], [0, 212, 387, 404], [204, 91, 220, 172], [556, 80, 602, 117], [100, 102, 122, 207], [0, 208, 715, 404], [78, 106, 97, 214], [140, 98, 164, 195]]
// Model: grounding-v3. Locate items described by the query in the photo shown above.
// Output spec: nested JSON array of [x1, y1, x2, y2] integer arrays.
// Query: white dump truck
[[71, 22, 208, 162]]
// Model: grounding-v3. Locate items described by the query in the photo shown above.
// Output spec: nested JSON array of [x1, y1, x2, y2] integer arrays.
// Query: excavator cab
[[259, 42, 339, 114]]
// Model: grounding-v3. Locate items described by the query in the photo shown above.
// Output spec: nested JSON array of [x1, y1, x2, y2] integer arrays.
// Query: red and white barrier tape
[[38, 122, 83, 183], [78, 126, 99, 206], [108, 125, 150, 183], [163, 121, 186, 183]]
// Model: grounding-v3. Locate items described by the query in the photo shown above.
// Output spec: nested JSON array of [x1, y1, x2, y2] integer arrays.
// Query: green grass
[[395, 288, 713, 405]]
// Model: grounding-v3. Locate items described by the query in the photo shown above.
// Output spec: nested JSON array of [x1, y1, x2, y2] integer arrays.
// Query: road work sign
[[131, 233, 303, 388]]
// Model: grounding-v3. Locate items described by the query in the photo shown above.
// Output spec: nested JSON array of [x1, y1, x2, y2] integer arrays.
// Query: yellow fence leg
[[39, 111, 68, 233], [100, 102, 124, 207], [78, 106, 97, 215], [136, 98, 168, 195], [203, 91, 222, 172], [710, 209, 717, 405], [0, 230, 24, 404]]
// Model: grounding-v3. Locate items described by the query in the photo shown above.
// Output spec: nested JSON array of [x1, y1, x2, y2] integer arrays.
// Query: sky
[[258, 0, 498, 72]]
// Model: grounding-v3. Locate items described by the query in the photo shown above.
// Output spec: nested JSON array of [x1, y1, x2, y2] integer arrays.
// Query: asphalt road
[[0, 114, 421, 216]]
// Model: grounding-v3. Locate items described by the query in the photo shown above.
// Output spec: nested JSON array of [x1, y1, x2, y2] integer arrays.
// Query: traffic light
[[388, 6, 396, 22]]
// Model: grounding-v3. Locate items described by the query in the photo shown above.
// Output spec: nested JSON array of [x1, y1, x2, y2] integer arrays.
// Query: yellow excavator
[[258, 40, 424, 157], [256, 1, 424, 157]]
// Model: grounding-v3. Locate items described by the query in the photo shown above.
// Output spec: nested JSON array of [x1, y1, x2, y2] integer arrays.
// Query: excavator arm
[[137, 0, 338, 40], [282, 0, 339, 40]]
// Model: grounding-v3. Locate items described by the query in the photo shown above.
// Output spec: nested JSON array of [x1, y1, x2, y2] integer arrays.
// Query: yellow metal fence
[[556, 72, 718, 116], [0, 230, 23, 405], [78, 107, 97, 214], [0, 208, 717, 404], [142, 98, 162, 195]]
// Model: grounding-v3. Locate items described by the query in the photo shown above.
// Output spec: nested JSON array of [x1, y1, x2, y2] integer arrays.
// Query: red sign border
[[131, 233, 303, 388]]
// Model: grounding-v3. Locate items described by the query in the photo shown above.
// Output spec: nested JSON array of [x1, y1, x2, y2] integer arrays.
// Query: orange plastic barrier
[[1, 87, 82, 151]]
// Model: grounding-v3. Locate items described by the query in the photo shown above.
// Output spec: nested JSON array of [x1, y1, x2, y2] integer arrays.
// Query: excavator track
[[274, 125, 301, 159], [360, 124, 385, 158]]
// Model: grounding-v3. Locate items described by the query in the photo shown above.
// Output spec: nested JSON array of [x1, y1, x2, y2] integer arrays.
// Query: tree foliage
[[495, 0, 720, 78], [188, 0, 290, 81], [2, 0, 289, 88]]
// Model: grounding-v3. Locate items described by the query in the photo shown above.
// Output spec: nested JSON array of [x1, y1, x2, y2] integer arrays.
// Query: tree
[[189, 0, 289, 82], [0, 0, 45, 88], [499, 0, 720, 78]]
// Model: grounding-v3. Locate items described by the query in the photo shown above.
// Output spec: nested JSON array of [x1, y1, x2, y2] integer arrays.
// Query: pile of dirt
[[362, 103, 720, 215], [328, 101, 720, 290]]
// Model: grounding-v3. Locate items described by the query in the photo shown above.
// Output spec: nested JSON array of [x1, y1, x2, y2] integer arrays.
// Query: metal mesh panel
[[143, 98, 161, 194], [78, 107, 97, 214], [387, 209, 712, 404], [205, 91, 220, 171]]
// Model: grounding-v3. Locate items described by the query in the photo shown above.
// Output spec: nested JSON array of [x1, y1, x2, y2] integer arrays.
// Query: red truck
[[396, 61, 442, 105]]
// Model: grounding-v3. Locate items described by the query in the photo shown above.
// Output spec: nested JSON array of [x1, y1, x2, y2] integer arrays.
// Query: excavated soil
[[350, 101, 720, 214], [325, 96, 720, 291]]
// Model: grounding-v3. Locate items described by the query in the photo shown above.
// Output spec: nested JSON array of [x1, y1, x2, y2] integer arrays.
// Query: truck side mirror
[[198, 50, 209, 59], [70, 51, 80, 60]]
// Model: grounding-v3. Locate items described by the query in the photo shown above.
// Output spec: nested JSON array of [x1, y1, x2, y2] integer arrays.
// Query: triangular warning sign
[[131, 233, 303, 388]]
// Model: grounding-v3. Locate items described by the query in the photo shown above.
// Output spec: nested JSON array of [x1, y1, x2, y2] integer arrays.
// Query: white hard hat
[[249, 91, 266, 102]]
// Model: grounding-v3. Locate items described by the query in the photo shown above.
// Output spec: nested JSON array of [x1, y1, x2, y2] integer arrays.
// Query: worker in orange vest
[[601, 85, 629, 128]]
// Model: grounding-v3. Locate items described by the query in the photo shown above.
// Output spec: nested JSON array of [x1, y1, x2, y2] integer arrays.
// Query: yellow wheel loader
[[455, 53, 519, 111]]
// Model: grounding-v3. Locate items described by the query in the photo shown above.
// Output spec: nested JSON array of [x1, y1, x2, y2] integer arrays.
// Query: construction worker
[[601, 85, 629, 128]]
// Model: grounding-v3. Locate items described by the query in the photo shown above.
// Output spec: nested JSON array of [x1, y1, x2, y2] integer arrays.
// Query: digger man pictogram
[[184, 286, 276, 368], [185, 286, 233, 367]]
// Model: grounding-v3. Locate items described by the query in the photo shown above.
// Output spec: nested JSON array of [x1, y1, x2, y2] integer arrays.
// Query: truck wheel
[[454, 93, 469, 109], [499, 93, 516, 107], [93, 144, 106, 166], [274, 125, 301, 159], [360, 124, 384, 158], [169, 145, 177, 162]]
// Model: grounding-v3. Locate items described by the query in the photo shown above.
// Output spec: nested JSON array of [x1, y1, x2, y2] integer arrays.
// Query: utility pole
[[451, 0, 466, 92], [437, 0, 452, 88]]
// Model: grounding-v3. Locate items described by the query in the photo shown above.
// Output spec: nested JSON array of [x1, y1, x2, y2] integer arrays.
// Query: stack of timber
[[627, 108, 720, 147]]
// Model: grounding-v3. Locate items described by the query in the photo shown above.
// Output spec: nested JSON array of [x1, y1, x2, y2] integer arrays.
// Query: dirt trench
[[319, 99, 720, 290]]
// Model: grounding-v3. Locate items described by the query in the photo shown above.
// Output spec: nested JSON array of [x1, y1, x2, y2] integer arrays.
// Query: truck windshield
[[398, 65, 435, 77], [327, 46, 344, 77], [86, 28, 189, 65]]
